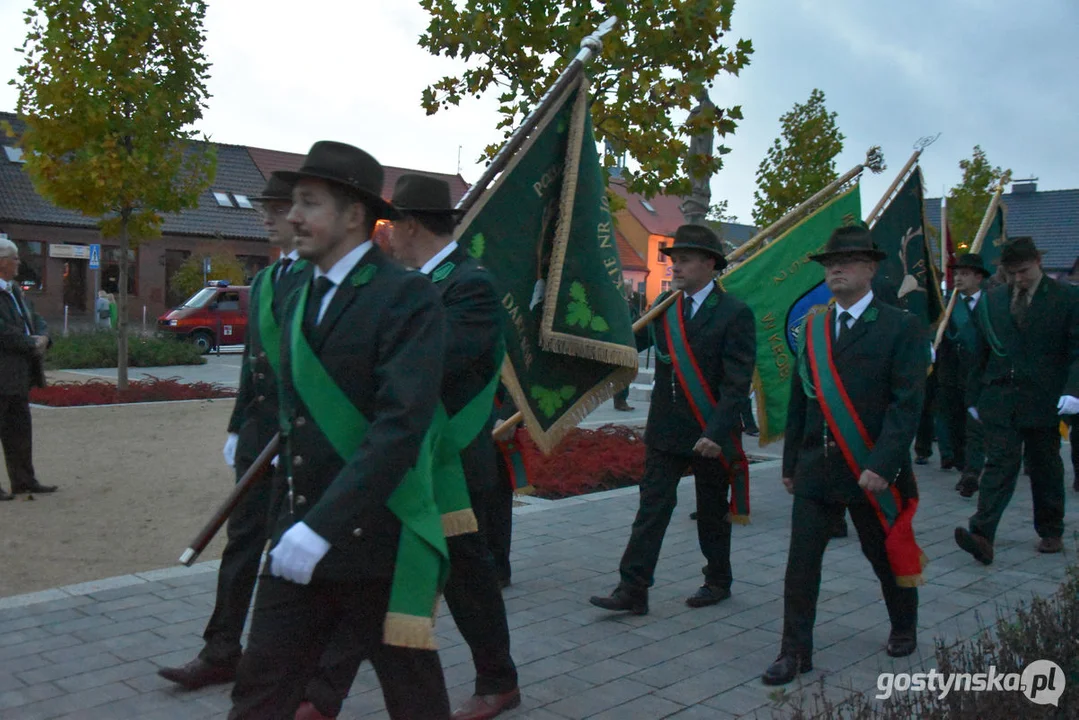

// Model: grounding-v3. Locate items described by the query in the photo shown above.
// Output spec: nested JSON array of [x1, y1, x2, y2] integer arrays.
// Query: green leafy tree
[[169, 251, 249, 301], [752, 88, 844, 229], [418, 0, 753, 199], [706, 199, 738, 223], [947, 145, 1011, 253], [9, 0, 216, 389]]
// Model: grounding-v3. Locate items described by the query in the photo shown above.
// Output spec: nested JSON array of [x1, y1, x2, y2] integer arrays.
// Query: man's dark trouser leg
[[966, 412, 986, 475], [938, 383, 965, 466], [199, 458, 272, 666], [0, 394, 36, 490], [231, 575, 449, 720], [619, 447, 689, 590], [969, 414, 1024, 543], [914, 375, 937, 459], [689, 455, 733, 590], [739, 396, 759, 434], [1022, 427, 1065, 540], [484, 457, 514, 586], [1068, 417, 1079, 486], [781, 496, 841, 657], [847, 501, 917, 634]]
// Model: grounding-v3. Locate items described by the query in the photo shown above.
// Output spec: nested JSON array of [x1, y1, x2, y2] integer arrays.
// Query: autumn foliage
[[519, 424, 646, 499], [30, 377, 236, 407]]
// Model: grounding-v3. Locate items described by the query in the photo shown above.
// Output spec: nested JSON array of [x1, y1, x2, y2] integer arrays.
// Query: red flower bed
[[519, 424, 646, 499], [30, 377, 237, 407]]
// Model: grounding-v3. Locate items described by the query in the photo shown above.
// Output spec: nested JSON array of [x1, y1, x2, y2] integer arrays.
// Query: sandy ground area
[[0, 399, 236, 598]]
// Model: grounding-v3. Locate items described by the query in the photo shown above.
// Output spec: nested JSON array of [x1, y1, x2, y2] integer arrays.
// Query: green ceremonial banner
[[720, 185, 862, 444], [871, 167, 944, 325], [454, 75, 637, 453], [976, 203, 1007, 271]]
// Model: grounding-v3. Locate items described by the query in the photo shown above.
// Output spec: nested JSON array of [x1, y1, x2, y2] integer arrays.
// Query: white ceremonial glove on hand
[[269, 522, 331, 585], [968, 407, 980, 422], [929, 343, 936, 364], [270, 455, 279, 468], [223, 433, 238, 467], [1057, 395, 1079, 416]]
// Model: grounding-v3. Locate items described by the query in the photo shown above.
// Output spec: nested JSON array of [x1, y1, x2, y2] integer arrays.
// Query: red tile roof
[[609, 177, 686, 238], [616, 229, 648, 272], [245, 147, 471, 204]]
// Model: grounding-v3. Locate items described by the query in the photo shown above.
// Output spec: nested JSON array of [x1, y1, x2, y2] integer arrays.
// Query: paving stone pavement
[[1, 450, 1076, 719]]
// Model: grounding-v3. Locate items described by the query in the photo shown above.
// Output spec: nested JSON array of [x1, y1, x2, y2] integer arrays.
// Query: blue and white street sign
[[89, 244, 101, 270]]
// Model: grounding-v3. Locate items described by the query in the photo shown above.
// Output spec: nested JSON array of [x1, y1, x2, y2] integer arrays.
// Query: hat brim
[[248, 194, 292, 203], [386, 206, 466, 221], [947, 263, 991, 277], [808, 248, 887, 263], [277, 170, 395, 219], [660, 243, 728, 271]]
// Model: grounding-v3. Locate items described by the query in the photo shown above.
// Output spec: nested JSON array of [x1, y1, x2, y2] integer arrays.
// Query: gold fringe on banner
[[441, 509, 479, 538], [382, 612, 438, 651]]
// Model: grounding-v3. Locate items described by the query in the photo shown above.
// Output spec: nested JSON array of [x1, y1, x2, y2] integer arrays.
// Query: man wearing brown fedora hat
[[299, 173, 520, 720], [956, 236, 1079, 565], [936, 252, 991, 499], [763, 224, 927, 686], [159, 172, 310, 692], [227, 143, 451, 720], [590, 223, 757, 615]]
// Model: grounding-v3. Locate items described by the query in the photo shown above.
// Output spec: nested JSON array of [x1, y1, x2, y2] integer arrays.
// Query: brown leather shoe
[[1037, 537, 1063, 554], [954, 527, 994, 565], [157, 657, 236, 690], [295, 701, 336, 720], [13, 482, 57, 494], [589, 586, 648, 615], [451, 689, 521, 720]]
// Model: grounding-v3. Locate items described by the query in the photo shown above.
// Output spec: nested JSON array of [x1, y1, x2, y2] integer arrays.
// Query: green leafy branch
[[564, 280, 610, 333], [531, 384, 576, 418]]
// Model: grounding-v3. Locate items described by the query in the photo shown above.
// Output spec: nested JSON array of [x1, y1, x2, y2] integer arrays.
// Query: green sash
[[287, 281, 449, 650], [974, 294, 1007, 358], [803, 310, 926, 586], [659, 292, 750, 524], [432, 352, 504, 536], [253, 257, 309, 378], [944, 294, 978, 352]]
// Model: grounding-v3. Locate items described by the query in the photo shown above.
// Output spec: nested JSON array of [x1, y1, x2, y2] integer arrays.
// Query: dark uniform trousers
[[938, 383, 985, 474], [782, 495, 917, 656], [485, 449, 515, 586], [0, 394, 35, 490], [620, 446, 732, 591], [970, 398, 1064, 543], [228, 575, 449, 720]]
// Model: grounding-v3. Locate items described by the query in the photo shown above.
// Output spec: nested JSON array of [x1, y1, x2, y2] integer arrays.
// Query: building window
[[213, 191, 235, 207], [14, 240, 45, 291], [102, 246, 138, 296], [3, 146, 25, 163], [232, 194, 254, 209], [661, 280, 671, 293], [656, 241, 668, 263]]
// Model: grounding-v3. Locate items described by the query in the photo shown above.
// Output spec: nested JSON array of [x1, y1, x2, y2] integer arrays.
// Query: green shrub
[[45, 330, 206, 369], [772, 552, 1079, 719]]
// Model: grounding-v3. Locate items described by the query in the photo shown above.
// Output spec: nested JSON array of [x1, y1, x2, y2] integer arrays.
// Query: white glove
[[270, 455, 279, 467], [529, 278, 546, 311], [968, 407, 980, 422], [929, 343, 936, 364], [223, 433, 239, 467], [1057, 395, 1079, 415], [269, 522, 331, 585]]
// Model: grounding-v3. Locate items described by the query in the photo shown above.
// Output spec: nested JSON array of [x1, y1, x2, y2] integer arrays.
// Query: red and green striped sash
[[663, 294, 750, 524], [498, 427, 532, 495], [804, 310, 926, 586]]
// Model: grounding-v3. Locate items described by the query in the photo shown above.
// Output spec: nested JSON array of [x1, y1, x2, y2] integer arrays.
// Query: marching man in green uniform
[[763, 225, 927, 686], [590, 224, 756, 614], [298, 174, 519, 720], [955, 236, 1079, 564], [227, 142, 451, 720], [159, 174, 307, 690], [936, 253, 990, 498]]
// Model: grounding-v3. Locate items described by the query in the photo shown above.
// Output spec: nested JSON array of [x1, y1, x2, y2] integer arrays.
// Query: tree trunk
[[117, 211, 130, 391]]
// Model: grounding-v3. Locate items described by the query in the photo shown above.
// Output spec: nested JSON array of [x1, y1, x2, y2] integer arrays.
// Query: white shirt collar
[[285, 249, 301, 262], [963, 289, 982, 304], [420, 241, 459, 276], [686, 282, 714, 312], [0, 278, 11, 292], [313, 241, 373, 286], [836, 290, 874, 322]]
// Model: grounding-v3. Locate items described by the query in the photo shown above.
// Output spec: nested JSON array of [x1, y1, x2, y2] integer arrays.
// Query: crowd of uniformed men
[[149, 140, 1077, 718]]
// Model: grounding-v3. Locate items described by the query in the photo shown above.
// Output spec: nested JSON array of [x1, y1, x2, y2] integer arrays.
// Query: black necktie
[[683, 296, 694, 321], [966, 296, 975, 312], [275, 257, 293, 286], [304, 276, 334, 335], [6, 288, 31, 334], [837, 310, 852, 341], [1012, 288, 1030, 326]]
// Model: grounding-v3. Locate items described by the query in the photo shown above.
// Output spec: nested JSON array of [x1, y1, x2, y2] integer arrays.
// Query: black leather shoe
[[761, 653, 812, 686], [954, 527, 994, 565], [914, 455, 929, 465], [887, 630, 917, 658], [941, 457, 956, 470], [685, 584, 730, 608], [157, 657, 237, 690], [589, 586, 648, 615], [0, 490, 13, 501], [13, 482, 57, 494], [957, 473, 979, 498], [689, 511, 698, 520]]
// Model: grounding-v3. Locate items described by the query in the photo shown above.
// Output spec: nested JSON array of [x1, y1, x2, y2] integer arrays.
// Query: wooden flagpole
[[932, 181, 1007, 350], [725, 146, 886, 264]]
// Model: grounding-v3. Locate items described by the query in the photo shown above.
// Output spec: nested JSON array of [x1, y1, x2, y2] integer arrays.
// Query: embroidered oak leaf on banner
[[469, 233, 485, 259], [565, 281, 610, 332], [531, 384, 576, 418]]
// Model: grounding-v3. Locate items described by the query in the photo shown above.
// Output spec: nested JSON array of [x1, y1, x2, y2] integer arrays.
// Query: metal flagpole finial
[[577, 16, 619, 60], [864, 145, 886, 174], [914, 133, 941, 151]]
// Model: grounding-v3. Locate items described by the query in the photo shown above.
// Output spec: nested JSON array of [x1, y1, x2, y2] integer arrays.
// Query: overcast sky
[[0, 0, 1076, 225]]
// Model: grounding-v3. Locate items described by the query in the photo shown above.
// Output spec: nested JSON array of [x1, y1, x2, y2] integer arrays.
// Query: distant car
[[158, 281, 250, 353]]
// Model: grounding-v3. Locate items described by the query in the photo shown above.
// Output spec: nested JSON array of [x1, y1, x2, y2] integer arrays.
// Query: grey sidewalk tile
[[65, 576, 148, 598], [4, 681, 137, 719], [587, 693, 686, 719], [72, 616, 162, 643], [543, 677, 652, 719], [17, 651, 123, 685], [701, 683, 780, 717], [653, 662, 761, 706], [567, 657, 639, 685], [0, 680, 66, 712]]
